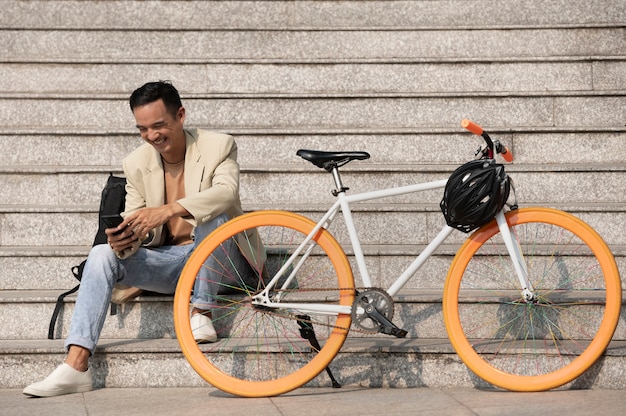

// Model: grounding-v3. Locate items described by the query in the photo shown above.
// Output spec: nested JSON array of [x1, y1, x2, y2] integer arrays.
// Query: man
[[23, 81, 254, 397]]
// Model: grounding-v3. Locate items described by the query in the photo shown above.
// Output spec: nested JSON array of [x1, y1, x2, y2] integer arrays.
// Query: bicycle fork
[[495, 210, 536, 302]]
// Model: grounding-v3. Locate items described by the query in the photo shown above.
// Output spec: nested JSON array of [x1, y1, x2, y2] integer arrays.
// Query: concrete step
[[236, 170, 626, 207], [2, 207, 626, 248], [2, 165, 626, 208], [0, 246, 86, 291], [3, 28, 624, 64], [3, 131, 626, 168], [2, 61, 625, 96], [3, 0, 624, 30], [4, 240, 626, 291], [2, 338, 626, 390], [1, 291, 176, 341], [1, 290, 457, 341], [1, 97, 625, 134], [0, 241, 499, 290], [4, 282, 626, 339], [3, 244, 457, 291]]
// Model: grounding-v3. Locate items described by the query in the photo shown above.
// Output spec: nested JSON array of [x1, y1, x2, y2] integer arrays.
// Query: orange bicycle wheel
[[174, 210, 355, 397], [444, 208, 621, 391]]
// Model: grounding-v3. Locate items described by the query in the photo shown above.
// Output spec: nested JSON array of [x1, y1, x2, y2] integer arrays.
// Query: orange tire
[[444, 208, 621, 391], [174, 211, 354, 397]]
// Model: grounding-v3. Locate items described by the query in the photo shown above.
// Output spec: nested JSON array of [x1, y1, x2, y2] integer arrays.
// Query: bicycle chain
[[262, 286, 391, 334]]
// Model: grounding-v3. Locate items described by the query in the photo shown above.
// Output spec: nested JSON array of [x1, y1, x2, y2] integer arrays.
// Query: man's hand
[[105, 222, 138, 253], [106, 203, 190, 251]]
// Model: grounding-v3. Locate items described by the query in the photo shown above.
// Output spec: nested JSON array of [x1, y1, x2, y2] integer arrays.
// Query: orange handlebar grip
[[501, 147, 514, 162], [461, 119, 484, 135]]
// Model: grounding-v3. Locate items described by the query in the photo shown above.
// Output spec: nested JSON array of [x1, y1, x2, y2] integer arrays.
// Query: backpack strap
[[47, 284, 80, 340]]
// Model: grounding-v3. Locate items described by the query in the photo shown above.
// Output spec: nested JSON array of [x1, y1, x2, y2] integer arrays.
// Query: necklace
[[163, 159, 184, 166], [162, 157, 185, 167]]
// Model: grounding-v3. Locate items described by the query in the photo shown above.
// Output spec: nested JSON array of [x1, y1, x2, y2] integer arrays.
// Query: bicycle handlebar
[[461, 119, 514, 162], [461, 119, 484, 136]]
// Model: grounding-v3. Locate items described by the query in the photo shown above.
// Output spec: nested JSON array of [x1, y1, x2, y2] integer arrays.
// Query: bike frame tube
[[254, 178, 533, 316], [254, 179, 450, 313]]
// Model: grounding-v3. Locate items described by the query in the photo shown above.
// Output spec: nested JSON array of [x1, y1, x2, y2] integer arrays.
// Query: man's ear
[[177, 106, 186, 123]]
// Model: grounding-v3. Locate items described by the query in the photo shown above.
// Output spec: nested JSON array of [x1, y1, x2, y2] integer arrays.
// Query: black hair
[[129, 81, 183, 116]]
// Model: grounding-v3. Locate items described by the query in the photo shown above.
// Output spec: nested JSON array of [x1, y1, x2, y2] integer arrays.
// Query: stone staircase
[[1, 0, 625, 390]]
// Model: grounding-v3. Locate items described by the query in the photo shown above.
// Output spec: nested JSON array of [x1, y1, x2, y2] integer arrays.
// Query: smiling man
[[23, 81, 258, 397]]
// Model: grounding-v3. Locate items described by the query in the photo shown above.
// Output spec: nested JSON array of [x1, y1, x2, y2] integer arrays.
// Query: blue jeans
[[65, 214, 250, 354]]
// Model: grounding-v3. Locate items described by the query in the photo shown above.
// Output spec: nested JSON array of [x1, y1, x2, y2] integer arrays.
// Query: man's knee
[[88, 244, 118, 262], [83, 244, 120, 283], [194, 213, 230, 242]]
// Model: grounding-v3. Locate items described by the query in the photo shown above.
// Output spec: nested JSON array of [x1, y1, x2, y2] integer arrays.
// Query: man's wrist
[[167, 202, 190, 221]]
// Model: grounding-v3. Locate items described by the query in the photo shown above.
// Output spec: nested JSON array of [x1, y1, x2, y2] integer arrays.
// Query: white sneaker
[[23, 363, 93, 397], [191, 313, 218, 343]]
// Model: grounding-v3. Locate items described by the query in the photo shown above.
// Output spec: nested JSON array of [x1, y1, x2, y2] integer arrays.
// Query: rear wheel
[[174, 210, 355, 397]]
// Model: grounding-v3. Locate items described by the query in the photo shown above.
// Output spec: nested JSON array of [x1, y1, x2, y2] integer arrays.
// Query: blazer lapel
[[144, 150, 165, 208], [184, 130, 204, 194]]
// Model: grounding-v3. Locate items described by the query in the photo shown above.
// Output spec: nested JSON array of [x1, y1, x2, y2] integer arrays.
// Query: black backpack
[[48, 174, 127, 339]]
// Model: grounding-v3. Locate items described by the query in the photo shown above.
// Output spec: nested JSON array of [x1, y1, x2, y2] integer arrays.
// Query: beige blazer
[[117, 128, 265, 269]]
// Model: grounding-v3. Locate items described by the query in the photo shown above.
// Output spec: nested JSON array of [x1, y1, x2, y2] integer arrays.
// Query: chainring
[[351, 288, 394, 333]]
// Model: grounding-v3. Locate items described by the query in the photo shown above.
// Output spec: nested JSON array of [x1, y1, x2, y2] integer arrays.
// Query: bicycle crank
[[351, 288, 408, 338]]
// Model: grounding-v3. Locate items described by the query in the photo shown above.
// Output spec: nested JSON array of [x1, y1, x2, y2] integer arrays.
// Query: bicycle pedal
[[379, 324, 408, 338], [392, 328, 408, 338]]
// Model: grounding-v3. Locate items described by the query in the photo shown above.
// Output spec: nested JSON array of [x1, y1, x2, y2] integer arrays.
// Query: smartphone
[[101, 214, 125, 232]]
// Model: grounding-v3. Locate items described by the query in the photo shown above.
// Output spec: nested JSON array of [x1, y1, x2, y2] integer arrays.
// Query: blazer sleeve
[[122, 160, 147, 216], [177, 133, 241, 225], [114, 148, 151, 259]]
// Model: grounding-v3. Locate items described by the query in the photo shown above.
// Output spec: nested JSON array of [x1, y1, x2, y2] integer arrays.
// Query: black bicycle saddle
[[296, 149, 370, 172]]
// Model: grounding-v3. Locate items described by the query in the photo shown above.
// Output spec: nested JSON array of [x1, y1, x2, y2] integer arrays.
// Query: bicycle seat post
[[330, 165, 349, 197]]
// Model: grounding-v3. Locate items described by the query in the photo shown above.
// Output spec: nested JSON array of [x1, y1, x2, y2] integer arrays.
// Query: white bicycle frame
[[251, 174, 534, 315]]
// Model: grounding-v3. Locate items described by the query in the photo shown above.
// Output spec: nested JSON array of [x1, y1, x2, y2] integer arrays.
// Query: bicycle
[[173, 119, 621, 397]]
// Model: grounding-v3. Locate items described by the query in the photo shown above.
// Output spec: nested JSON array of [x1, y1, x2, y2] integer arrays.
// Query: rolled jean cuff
[[65, 335, 96, 356]]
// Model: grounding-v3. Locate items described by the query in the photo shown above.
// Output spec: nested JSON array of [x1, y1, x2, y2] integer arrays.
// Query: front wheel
[[174, 210, 355, 397], [443, 207, 621, 391]]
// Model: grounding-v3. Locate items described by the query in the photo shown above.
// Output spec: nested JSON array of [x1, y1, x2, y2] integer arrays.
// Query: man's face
[[133, 99, 186, 161]]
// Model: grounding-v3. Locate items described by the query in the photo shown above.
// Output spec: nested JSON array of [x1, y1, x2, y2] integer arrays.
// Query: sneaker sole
[[194, 336, 218, 344], [23, 384, 93, 398]]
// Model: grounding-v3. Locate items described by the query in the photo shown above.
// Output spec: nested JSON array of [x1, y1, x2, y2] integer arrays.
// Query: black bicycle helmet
[[440, 159, 510, 233]]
